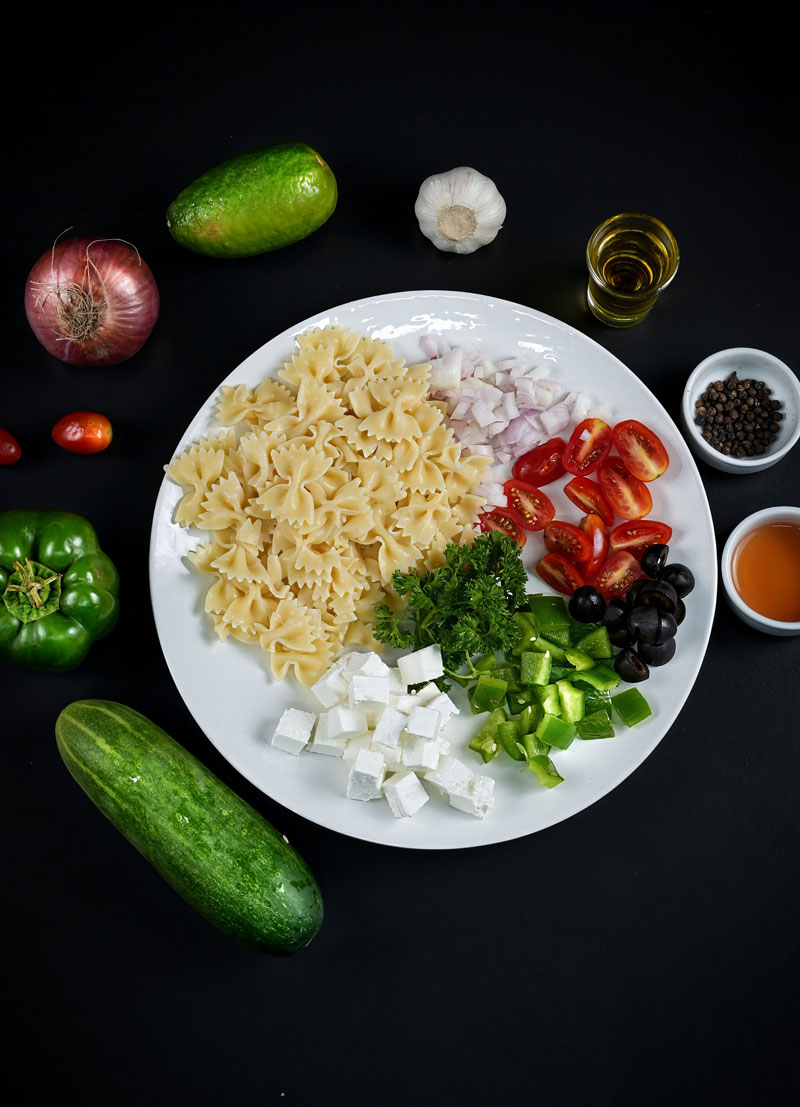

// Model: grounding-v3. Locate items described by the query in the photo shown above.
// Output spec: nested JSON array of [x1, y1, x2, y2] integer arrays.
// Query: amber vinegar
[[731, 521, 800, 623]]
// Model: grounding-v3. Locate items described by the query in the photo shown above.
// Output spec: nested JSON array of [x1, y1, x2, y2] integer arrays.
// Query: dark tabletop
[[5, 5, 799, 1105]]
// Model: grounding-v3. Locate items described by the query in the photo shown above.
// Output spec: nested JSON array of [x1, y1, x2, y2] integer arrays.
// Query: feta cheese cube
[[397, 644, 444, 686], [348, 674, 391, 710], [405, 705, 441, 741], [426, 692, 459, 725], [308, 716, 347, 757], [344, 651, 391, 680], [387, 667, 407, 697], [423, 755, 475, 797], [371, 739, 404, 772], [326, 705, 368, 741], [270, 708, 317, 755], [383, 770, 430, 818], [449, 773, 495, 819], [412, 682, 442, 706], [402, 735, 442, 772], [310, 667, 349, 708], [343, 735, 372, 761], [372, 705, 407, 750], [346, 749, 385, 801]]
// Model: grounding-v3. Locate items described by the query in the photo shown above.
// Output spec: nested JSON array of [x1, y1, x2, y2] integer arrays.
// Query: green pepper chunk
[[0, 509, 120, 671]]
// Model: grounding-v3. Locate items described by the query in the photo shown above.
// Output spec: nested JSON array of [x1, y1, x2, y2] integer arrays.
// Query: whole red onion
[[24, 236, 160, 366]]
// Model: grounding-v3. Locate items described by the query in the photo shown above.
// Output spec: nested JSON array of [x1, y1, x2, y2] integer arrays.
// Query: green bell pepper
[[0, 509, 120, 671]]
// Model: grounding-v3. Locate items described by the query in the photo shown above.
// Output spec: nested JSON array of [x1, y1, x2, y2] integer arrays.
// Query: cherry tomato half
[[580, 513, 610, 579], [597, 457, 652, 520], [0, 428, 22, 465], [511, 437, 566, 486], [613, 419, 670, 482], [535, 552, 586, 596], [590, 550, 644, 598], [503, 480, 556, 531], [543, 520, 593, 563], [52, 411, 113, 455], [563, 475, 615, 527], [609, 520, 673, 560], [562, 418, 613, 477], [478, 506, 527, 548]]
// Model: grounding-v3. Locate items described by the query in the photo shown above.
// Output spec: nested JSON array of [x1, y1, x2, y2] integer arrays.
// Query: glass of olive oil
[[586, 212, 680, 327]]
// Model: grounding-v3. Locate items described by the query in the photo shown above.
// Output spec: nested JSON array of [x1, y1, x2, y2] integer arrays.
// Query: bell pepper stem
[[5, 558, 60, 610]]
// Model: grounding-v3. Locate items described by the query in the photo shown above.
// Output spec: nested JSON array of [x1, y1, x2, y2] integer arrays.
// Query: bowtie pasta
[[164, 327, 492, 685]]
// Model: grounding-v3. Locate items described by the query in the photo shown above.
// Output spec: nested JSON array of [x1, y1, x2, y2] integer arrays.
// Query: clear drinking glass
[[586, 212, 680, 327]]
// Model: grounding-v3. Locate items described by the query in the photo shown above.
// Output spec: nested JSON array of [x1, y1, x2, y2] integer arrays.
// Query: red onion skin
[[24, 237, 160, 366]]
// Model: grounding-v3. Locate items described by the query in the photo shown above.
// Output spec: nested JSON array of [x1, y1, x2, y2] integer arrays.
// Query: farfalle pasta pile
[[164, 327, 492, 685]]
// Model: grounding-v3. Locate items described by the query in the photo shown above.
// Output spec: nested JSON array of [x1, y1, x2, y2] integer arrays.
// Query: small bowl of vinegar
[[721, 506, 800, 635]]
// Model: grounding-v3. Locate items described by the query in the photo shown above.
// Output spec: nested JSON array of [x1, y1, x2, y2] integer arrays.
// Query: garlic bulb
[[414, 167, 506, 254]]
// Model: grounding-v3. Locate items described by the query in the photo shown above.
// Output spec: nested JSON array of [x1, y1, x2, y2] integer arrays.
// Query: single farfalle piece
[[414, 167, 506, 254]]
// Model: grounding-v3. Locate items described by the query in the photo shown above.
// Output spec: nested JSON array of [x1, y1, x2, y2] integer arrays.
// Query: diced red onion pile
[[420, 335, 612, 509]]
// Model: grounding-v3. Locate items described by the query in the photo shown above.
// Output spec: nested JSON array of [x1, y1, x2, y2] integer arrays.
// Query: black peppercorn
[[693, 371, 784, 458]]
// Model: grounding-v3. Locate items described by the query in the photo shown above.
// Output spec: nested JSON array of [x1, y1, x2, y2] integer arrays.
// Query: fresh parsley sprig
[[374, 531, 528, 689]]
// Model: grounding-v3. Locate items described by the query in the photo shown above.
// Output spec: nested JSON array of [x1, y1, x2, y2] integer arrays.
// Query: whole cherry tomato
[[590, 550, 644, 598], [562, 418, 613, 476], [597, 457, 652, 520], [563, 475, 615, 527], [535, 552, 586, 596], [609, 520, 673, 559], [0, 428, 22, 465], [52, 412, 113, 455], [511, 437, 566, 486], [503, 480, 556, 531], [478, 506, 527, 548], [613, 419, 670, 482]]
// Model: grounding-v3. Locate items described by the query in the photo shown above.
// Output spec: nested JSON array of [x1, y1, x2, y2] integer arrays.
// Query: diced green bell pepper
[[535, 713, 576, 750], [497, 719, 526, 761], [564, 647, 595, 671], [520, 650, 552, 686], [575, 625, 613, 660], [556, 679, 585, 723], [527, 754, 564, 788], [470, 673, 509, 714], [468, 707, 507, 762], [572, 664, 620, 691], [576, 710, 616, 740], [612, 688, 653, 727]]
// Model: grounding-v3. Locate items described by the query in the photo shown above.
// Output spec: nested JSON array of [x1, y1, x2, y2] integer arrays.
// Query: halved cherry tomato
[[51, 411, 113, 455], [478, 506, 527, 548], [597, 457, 652, 520], [613, 419, 670, 482], [609, 520, 673, 559], [503, 480, 556, 531], [511, 437, 566, 486], [543, 520, 593, 563], [579, 513, 610, 579], [562, 418, 613, 476], [563, 475, 615, 527], [535, 552, 586, 596], [589, 550, 643, 598]]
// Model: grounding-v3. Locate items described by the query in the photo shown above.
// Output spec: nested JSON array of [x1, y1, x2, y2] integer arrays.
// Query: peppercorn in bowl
[[681, 347, 800, 474]]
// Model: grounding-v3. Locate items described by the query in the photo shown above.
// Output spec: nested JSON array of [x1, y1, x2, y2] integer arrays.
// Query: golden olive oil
[[586, 213, 679, 327]]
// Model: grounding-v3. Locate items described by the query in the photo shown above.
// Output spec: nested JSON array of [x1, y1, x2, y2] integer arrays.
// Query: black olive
[[569, 585, 606, 623], [637, 637, 677, 666], [603, 596, 629, 633], [636, 580, 679, 615], [628, 607, 678, 644], [625, 578, 649, 606], [614, 647, 650, 682], [640, 543, 669, 578], [661, 563, 695, 597], [609, 625, 635, 648], [674, 597, 686, 626]]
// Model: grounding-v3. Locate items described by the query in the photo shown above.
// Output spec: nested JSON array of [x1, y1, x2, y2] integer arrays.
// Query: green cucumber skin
[[166, 142, 337, 258], [55, 700, 323, 955]]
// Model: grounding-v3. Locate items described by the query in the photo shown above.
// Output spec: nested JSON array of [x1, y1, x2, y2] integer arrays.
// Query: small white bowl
[[721, 506, 800, 636], [681, 347, 800, 473]]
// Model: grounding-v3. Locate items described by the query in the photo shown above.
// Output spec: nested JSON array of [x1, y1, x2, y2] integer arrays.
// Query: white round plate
[[149, 290, 716, 849]]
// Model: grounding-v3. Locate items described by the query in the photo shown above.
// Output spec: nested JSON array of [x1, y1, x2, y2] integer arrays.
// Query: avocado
[[166, 141, 337, 259]]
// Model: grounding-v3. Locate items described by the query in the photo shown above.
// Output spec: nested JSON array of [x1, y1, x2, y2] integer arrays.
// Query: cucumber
[[55, 700, 323, 955]]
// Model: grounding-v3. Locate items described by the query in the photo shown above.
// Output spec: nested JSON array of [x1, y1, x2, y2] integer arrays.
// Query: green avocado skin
[[166, 141, 337, 259]]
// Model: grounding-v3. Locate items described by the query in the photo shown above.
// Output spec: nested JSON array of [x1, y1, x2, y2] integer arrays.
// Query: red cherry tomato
[[579, 513, 610, 579], [0, 428, 22, 465], [590, 550, 644, 598], [503, 480, 556, 531], [52, 411, 113, 455], [563, 475, 615, 527], [478, 507, 527, 548], [543, 520, 593, 563], [562, 418, 613, 477], [609, 520, 673, 559], [597, 457, 652, 520], [511, 437, 566, 486], [535, 552, 586, 596], [613, 419, 670, 482]]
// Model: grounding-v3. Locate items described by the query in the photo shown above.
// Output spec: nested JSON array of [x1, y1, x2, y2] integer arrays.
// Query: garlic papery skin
[[415, 167, 506, 254]]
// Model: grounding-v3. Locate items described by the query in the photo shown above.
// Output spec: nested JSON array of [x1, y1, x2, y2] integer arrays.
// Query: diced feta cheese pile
[[269, 645, 495, 820]]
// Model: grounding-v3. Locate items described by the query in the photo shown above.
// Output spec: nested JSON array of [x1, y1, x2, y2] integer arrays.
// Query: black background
[[4, 4, 799, 1105]]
